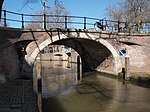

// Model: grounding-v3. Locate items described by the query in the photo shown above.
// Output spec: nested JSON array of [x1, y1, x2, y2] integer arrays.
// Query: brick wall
[[0, 28, 150, 78], [2, 45, 20, 80]]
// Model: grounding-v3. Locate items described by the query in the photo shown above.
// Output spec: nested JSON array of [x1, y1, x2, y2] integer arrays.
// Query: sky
[[2, 0, 118, 28]]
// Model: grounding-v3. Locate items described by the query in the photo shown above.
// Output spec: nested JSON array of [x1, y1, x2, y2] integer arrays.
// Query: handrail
[[0, 10, 149, 33]]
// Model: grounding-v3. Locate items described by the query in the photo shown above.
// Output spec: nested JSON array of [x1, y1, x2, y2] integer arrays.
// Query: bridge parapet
[[1, 10, 149, 33]]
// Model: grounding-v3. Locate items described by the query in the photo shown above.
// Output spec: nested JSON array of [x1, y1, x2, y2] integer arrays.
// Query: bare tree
[[25, 21, 42, 30], [18, 0, 38, 11], [106, 0, 150, 32], [0, 0, 39, 18], [47, 2, 70, 28], [26, 0, 70, 29]]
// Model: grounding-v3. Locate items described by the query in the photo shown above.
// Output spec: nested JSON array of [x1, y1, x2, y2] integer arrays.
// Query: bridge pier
[[114, 57, 120, 75]]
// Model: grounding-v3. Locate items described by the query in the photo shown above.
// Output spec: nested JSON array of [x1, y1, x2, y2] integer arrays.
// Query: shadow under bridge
[[51, 38, 112, 72]]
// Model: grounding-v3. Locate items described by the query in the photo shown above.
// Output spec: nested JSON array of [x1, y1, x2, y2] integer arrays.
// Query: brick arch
[[96, 38, 121, 74], [25, 34, 67, 64], [25, 33, 121, 75]]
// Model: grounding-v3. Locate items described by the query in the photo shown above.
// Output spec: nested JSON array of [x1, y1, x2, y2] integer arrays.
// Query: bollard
[[125, 55, 130, 80]]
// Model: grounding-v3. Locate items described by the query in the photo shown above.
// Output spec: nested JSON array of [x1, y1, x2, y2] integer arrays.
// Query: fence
[[0, 10, 150, 33]]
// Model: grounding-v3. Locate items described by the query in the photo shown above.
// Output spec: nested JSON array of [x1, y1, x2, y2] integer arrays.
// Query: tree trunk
[[0, 0, 4, 18]]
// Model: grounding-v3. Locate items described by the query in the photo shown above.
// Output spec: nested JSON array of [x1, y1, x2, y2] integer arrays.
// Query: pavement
[[0, 79, 39, 112]]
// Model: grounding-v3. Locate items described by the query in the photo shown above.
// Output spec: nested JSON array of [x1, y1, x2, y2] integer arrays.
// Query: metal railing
[[0, 10, 150, 33]]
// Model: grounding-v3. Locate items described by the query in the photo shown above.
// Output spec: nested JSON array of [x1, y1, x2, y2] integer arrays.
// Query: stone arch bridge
[[0, 28, 150, 79]]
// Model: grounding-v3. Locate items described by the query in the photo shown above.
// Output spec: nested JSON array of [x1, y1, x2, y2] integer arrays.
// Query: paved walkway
[[0, 79, 39, 112]]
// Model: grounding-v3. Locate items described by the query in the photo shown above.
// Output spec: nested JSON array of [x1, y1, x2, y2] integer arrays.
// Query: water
[[41, 61, 79, 98], [33, 61, 150, 112]]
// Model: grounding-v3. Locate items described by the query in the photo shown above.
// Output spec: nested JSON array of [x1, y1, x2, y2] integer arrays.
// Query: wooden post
[[125, 55, 130, 80], [77, 55, 81, 80], [122, 67, 125, 80]]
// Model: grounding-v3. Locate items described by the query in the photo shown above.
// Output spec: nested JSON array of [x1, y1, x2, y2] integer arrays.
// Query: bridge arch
[[25, 33, 121, 74]]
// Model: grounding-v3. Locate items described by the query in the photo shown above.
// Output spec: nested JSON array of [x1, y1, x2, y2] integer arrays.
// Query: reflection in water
[[41, 61, 79, 98], [33, 61, 150, 112], [33, 60, 43, 112]]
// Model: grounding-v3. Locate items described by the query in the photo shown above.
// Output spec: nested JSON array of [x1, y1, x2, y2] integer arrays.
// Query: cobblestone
[[0, 79, 39, 112]]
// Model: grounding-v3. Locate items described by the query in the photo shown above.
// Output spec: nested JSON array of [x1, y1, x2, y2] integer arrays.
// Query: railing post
[[105, 20, 107, 30], [148, 23, 150, 33], [4, 10, 7, 27], [65, 16, 67, 29], [21, 14, 24, 29], [101, 19, 104, 30], [118, 20, 120, 32], [84, 17, 86, 29], [124, 21, 128, 32], [44, 14, 46, 29]]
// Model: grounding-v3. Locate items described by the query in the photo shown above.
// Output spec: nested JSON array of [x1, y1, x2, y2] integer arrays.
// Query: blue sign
[[119, 49, 126, 56]]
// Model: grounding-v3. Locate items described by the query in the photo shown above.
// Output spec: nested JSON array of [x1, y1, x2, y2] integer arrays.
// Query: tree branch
[[18, 0, 33, 12], [0, 0, 4, 18]]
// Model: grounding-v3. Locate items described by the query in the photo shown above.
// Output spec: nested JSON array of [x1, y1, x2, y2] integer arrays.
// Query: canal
[[33, 60, 150, 112]]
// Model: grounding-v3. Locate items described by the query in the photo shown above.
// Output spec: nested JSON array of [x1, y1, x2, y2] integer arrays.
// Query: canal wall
[[0, 28, 23, 81], [0, 45, 20, 80]]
